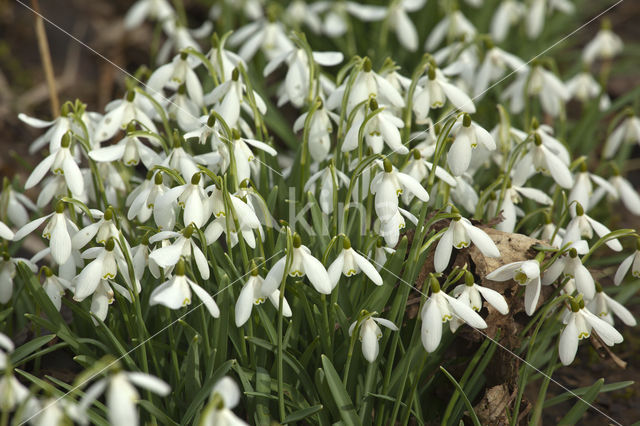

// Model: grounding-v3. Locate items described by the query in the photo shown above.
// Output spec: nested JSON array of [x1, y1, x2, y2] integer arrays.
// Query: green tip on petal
[[126, 90, 136, 102], [343, 236, 352, 250], [61, 132, 72, 148], [533, 132, 542, 146], [176, 258, 186, 276], [429, 275, 441, 293], [55, 201, 65, 214], [412, 149, 421, 160], [595, 281, 603, 293], [154, 172, 164, 185], [570, 297, 580, 312], [575, 202, 584, 216], [292, 233, 302, 248], [191, 173, 201, 185], [369, 97, 379, 111], [427, 64, 436, 80], [462, 113, 471, 127], [465, 271, 474, 286], [569, 248, 578, 258], [105, 238, 115, 252], [362, 57, 372, 72], [383, 159, 393, 173], [232, 68, 240, 81]]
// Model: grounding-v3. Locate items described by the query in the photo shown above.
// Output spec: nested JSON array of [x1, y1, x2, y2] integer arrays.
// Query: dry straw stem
[[31, 0, 59, 116]]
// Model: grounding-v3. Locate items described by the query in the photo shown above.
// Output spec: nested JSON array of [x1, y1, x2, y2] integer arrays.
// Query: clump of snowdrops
[[1, 0, 640, 424]]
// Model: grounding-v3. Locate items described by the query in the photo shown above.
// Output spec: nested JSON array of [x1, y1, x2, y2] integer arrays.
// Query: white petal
[[361, 326, 379, 362], [126, 372, 171, 396], [434, 227, 453, 273], [586, 216, 622, 251], [614, 253, 634, 285], [25, 153, 56, 189], [260, 257, 286, 297], [524, 277, 541, 316], [605, 295, 637, 326], [463, 222, 500, 257], [441, 81, 476, 113], [352, 250, 383, 286], [235, 280, 256, 327], [476, 285, 509, 314], [189, 281, 220, 318], [13, 214, 51, 241], [446, 294, 487, 329], [559, 316, 578, 365], [328, 253, 345, 289], [89, 144, 127, 162], [585, 311, 623, 346], [421, 299, 442, 352], [312, 51, 344, 66], [396, 172, 429, 202], [301, 251, 332, 294]]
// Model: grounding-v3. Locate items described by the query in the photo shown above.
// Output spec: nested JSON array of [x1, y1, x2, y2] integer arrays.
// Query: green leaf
[[283, 404, 324, 423], [544, 380, 631, 409], [320, 355, 362, 426], [10, 334, 55, 364], [557, 378, 604, 425], [255, 367, 272, 424], [139, 400, 179, 425], [439, 367, 481, 426], [181, 359, 235, 425]]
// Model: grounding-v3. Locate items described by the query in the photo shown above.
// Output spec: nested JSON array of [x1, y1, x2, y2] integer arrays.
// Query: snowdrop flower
[[89, 279, 133, 324], [206, 35, 246, 83], [343, 98, 407, 154], [262, 233, 332, 295], [0, 369, 30, 413], [204, 193, 262, 249], [514, 133, 574, 189], [425, 10, 476, 51], [309, 1, 386, 38], [264, 48, 343, 108], [559, 296, 623, 365], [24, 132, 84, 197], [447, 114, 496, 176], [543, 248, 595, 299], [568, 164, 616, 215], [526, 0, 546, 39], [73, 239, 124, 301], [156, 173, 211, 228], [0, 222, 13, 241], [602, 112, 640, 159], [387, 0, 426, 51], [304, 165, 349, 214], [227, 19, 294, 61], [78, 370, 170, 426], [607, 171, 640, 215], [614, 241, 640, 285], [502, 65, 569, 117], [373, 239, 395, 270], [127, 171, 167, 223], [328, 58, 405, 115], [474, 43, 525, 97], [40, 266, 73, 311], [124, 0, 174, 29], [95, 91, 158, 143], [149, 258, 220, 317], [13, 202, 76, 265], [235, 262, 291, 327], [328, 237, 383, 289], [371, 159, 430, 223], [1, 183, 36, 228], [582, 21, 623, 65], [293, 103, 338, 163], [149, 224, 210, 279], [486, 256, 543, 315], [72, 208, 120, 251], [421, 276, 487, 352], [453, 271, 509, 314], [494, 180, 552, 232], [413, 66, 475, 123], [434, 212, 500, 273], [490, 0, 526, 42], [0, 254, 36, 304], [148, 51, 203, 106], [449, 175, 479, 214], [285, 1, 323, 33], [565, 71, 604, 104], [588, 282, 636, 327], [402, 149, 456, 204], [89, 123, 162, 169], [200, 377, 248, 426], [158, 19, 212, 65], [378, 207, 418, 247], [349, 314, 398, 362], [562, 202, 622, 252]]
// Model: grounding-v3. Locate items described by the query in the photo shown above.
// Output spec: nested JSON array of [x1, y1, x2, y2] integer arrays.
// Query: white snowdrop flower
[[149, 258, 220, 317], [221, 130, 277, 185], [73, 239, 126, 302], [78, 371, 170, 426], [328, 58, 405, 115], [328, 237, 383, 289], [474, 44, 525, 97], [206, 35, 246, 83], [502, 65, 569, 117], [568, 165, 616, 215], [387, 0, 426, 51], [371, 160, 430, 223], [95, 91, 158, 143], [149, 224, 210, 279], [262, 234, 332, 295], [565, 71, 604, 104], [200, 377, 248, 426], [562, 202, 622, 252], [378, 207, 418, 247], [449, 175, 479, 214], [40, 266, 73, 311], [447, 114, 496, 177], [0, 184, 36, 228], [264, 47, 343, 108], [227, 19, 294, 62], [293, 102, 339, 163], [486, 257, 543, 316], [164, 84, 202, 131], [614, 241, 640, 285], [124, 0, 174, 28], [436, 43, 479, 90], [453, 272, 509, 314], [204, 194, 262, 249], [0, 370, 30, 413], [343, 99, 407, 154], [13, 203, 77, 265], [0, 221, 13, 240], [349, 314, 398, 362], [72, 208, 120, 251], [89, 122, 162, 169], [373, 239, 395, 270], [608, 171, 640, 215], [531, 217, 564, 248], [285, 1, 323, 33], [24, 132, 84, 197], [420, 276, 487, 353], [494, 181, 552, 233], [157, 172, 211, 228], [402, 149, 456, 203], [127, 171, 167, 223], [184, 112, 226, 147], [490, 0, 526, 42], [309, 1, 386, 38], [559, 297, 623, 365], [526, 0, 546, 39], [434, 213, 500, 273], [0, 254, 36, 304], [161, 140, 209, 182], [304, 166, 349, 214], [602, 112, 640, 159], [542, 248, 595, 299], [413, 66, 476, 123], [587, 283, 636, 327], [148, 51, 203, 106], [235, 262, 291, 327], [514, 133, 574, 189], [157, 19, 212, 65], [89, 279, 133, 324], [582, 22, 623, 65], [425, 10, 476, 51]]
